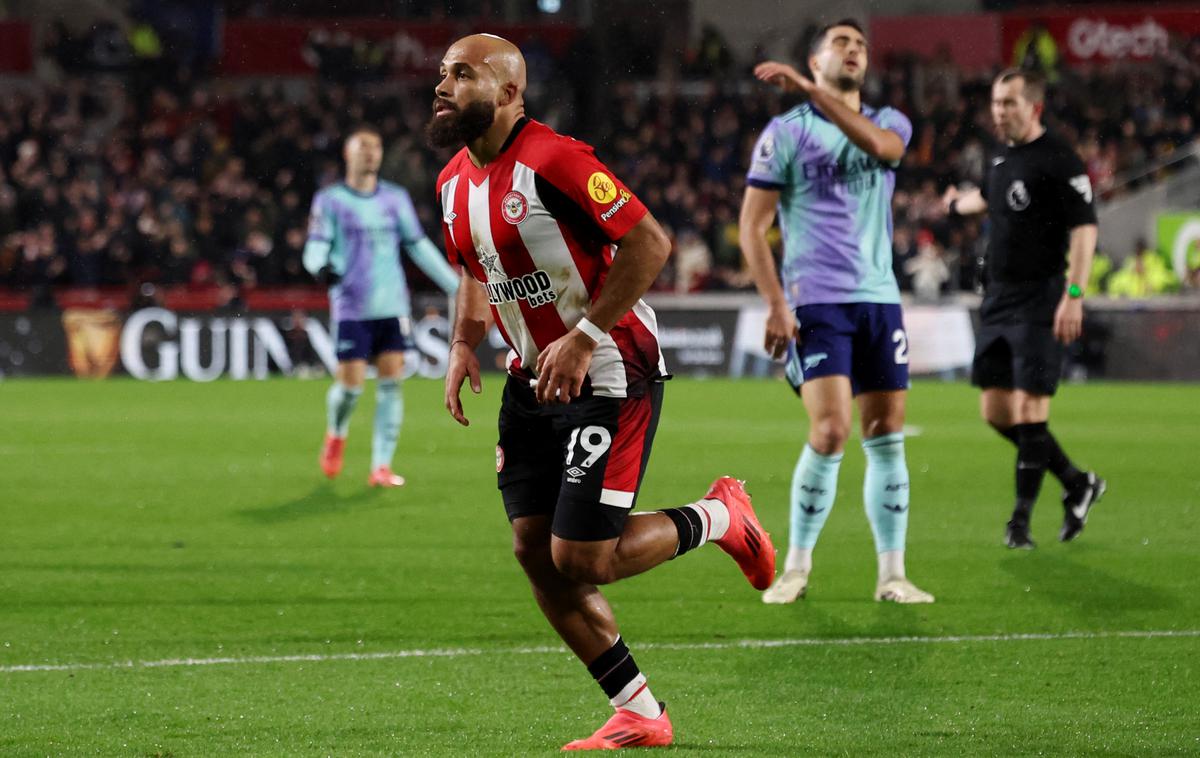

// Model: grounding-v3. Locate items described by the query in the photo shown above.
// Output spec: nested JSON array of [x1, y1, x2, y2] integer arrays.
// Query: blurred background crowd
[[2, 1, 1199, 304]]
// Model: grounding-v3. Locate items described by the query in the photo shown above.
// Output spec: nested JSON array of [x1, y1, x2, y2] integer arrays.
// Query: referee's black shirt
[[981, 131, 1097, 323]]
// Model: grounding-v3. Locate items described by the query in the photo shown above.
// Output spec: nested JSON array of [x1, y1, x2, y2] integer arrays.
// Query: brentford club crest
[[501, 191, 528, 224], [495, 445, 505, 473]]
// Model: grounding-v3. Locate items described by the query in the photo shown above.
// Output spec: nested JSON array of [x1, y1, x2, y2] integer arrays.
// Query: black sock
[[587, 637, 641, 700], [659, 507, 704, 558], [1013, 423, 1049, 522], [998, 422, 1086, 491], [1038, 423, 1087, 490], [995, 424, 1020, 446]]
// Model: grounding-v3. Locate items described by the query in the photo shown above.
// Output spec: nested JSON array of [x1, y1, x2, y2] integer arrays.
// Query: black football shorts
[[971, 323, 1064, 396], [495, 374, 663, 541]]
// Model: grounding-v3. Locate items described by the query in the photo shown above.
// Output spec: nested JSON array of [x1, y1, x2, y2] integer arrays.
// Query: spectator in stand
[[904, 229, 950, 303], [1107, 243, 1178, 299], [3, 32, 1200, 300]]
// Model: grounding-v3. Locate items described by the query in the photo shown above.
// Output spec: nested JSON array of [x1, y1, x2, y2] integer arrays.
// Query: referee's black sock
[[994, 424, 1020, 446], [996, 422, 1085, 491], [1012, 423, 1050, 522], [1037, 423, 1088, 490]]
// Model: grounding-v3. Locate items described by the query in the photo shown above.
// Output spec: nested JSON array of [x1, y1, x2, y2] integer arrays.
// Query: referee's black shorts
[[971, 323, 1064, 396], [972, 278, 1065, 396]]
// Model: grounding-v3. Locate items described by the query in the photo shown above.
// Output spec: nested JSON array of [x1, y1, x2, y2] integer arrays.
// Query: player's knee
[[512, 535, 553, 576], [862, 415, 903, 439], [809, 418, 850, 455], [551, 548, 616, 586]]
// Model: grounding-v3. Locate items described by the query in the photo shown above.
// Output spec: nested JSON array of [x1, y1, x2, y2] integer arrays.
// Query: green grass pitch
[[2, 376, 1198, 756]]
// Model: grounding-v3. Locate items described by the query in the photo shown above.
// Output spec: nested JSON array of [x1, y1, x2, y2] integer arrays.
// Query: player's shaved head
[[445, 34, 527, 97], [428, 34, 528, 151]]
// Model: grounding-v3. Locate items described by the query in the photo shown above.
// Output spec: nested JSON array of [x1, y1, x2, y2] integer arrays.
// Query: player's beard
[[426, 99, 496, 149], [832, 67, 864, 92]]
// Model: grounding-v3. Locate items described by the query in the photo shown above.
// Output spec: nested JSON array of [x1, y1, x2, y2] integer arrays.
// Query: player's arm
[[535, 214, 670, 404], [397, 189, 460, 296], [942, 185, 988, 216], [754, 61, 905, 163], [1051, 154, 1100, 344], [302, 193, 340, 284], [738, 186, 796, 359], [407, 236, 461, 295], [445, 268, 489, 427], [1053, 223, 1098, 344]]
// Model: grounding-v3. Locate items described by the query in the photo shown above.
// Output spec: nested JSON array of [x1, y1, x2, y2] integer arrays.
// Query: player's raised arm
[[756, 21, 907, 165], [782, 75, 906, 164], [738, 186, 795, 359], [445, 267, 489, 426]]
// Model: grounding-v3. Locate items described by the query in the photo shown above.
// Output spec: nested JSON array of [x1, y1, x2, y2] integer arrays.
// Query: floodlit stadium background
[[2, 1, 1199, 755]]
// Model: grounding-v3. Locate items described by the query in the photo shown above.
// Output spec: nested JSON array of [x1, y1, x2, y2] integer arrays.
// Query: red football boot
[[562, 704, 673, 751], [367, 466, 406, 488], [320, 434, 345, 479], [708, 477, 776, 590]]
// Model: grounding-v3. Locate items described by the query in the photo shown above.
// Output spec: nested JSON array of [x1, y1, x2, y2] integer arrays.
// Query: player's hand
[[534, 329, 596, 405], [1053, 295, 1084, 345], [445, 340, 482, 426], [764, 302, 799, 360], [753, 61, 811, 94], [941, 185, 960, 211], [315, 265, 341, 286]]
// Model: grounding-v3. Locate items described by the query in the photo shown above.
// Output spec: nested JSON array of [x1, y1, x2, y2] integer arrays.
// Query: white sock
[[682, 498, 730, 543], [784, 546, 813, 574], [878, 549, 906, 583], [612, 674, 661, 719]]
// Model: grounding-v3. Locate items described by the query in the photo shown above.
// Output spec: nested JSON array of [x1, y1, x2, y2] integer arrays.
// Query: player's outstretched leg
[[863, 433, 934, 604], [367, 377, 405, 487], [321, 381, 362, 478], [764, 445, 842, 604]]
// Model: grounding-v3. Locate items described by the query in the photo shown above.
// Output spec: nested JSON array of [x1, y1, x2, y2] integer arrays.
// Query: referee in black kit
[[944, 68, 1106, 549]]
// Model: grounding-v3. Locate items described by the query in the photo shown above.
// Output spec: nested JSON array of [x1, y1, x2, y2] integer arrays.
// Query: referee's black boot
[[1005, 518, 1036, 550], [1060, 472, 1107, 542]]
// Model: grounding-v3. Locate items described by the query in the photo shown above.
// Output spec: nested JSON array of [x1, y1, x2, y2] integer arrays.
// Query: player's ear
[[498, 81, 519, 107]]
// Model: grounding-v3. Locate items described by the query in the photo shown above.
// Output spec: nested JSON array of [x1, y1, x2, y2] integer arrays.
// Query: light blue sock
[[863, 432, 909, 553], [326, 382, 362, 437], [371, 379, 404, 470], [790, 445, 843, 549]]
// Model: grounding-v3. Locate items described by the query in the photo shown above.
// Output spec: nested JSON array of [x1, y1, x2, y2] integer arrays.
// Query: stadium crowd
[[2, 28, 1198, 300]]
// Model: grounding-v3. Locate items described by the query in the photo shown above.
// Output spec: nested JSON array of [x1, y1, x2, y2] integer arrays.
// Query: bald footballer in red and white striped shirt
[[432, 33, 774, 751]]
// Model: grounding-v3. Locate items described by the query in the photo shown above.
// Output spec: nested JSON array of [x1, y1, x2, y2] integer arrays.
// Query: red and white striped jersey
[[437, 118, 666, 398]]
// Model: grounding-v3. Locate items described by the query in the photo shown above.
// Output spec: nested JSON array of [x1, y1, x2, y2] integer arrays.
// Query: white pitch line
[[3, 629, 1198, 674]]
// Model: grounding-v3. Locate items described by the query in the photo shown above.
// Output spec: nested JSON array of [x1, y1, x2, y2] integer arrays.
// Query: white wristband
[[575, 317, 606, 343]]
